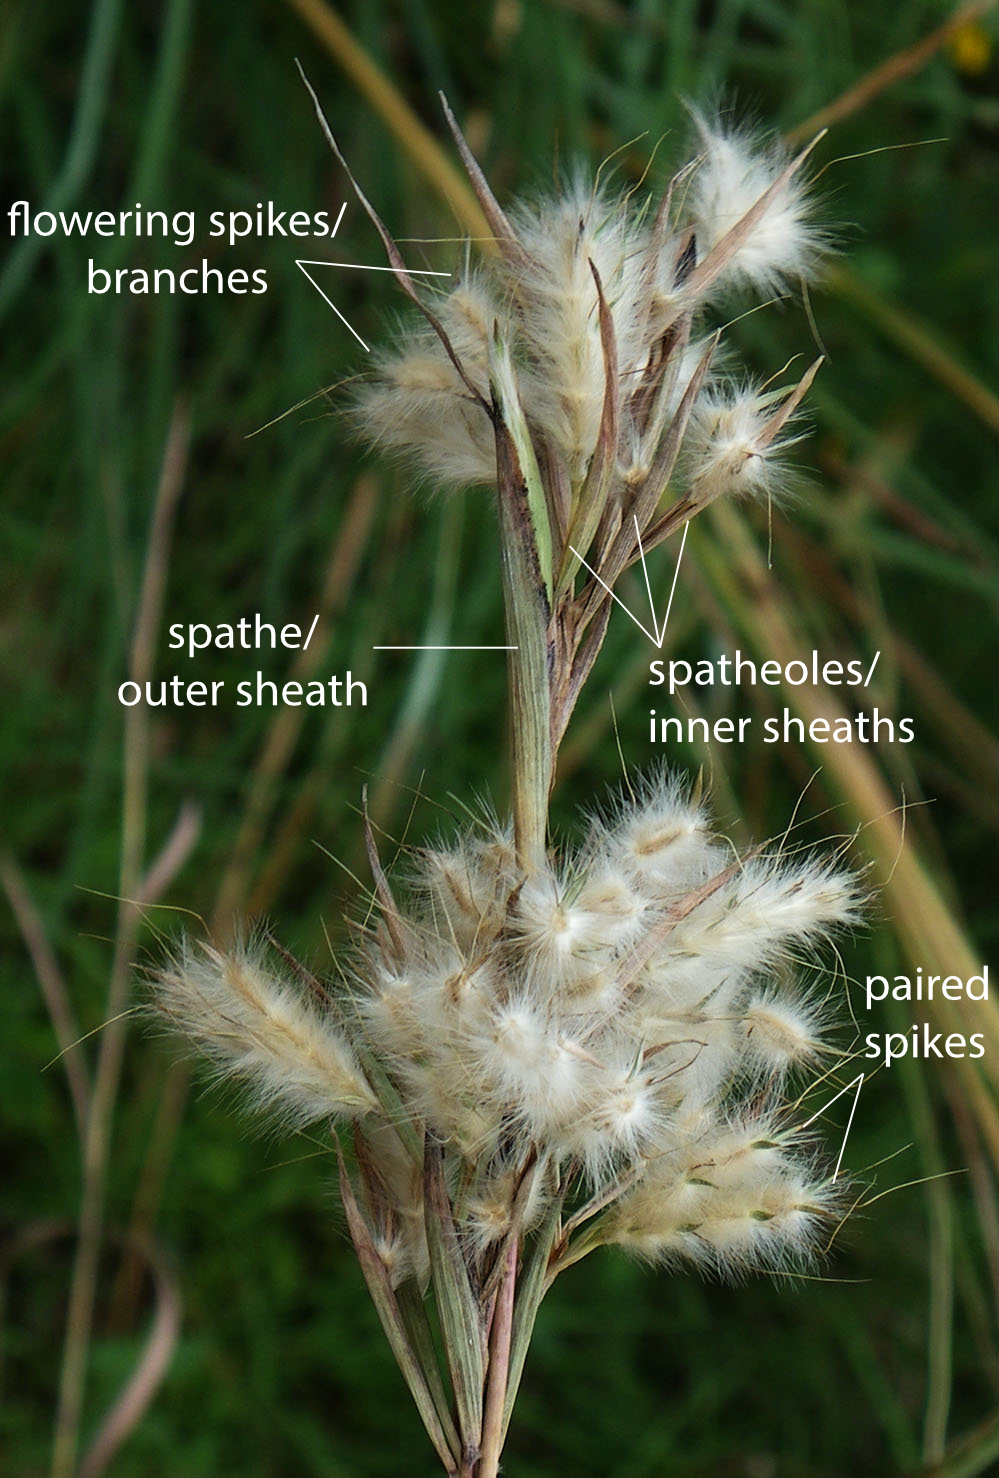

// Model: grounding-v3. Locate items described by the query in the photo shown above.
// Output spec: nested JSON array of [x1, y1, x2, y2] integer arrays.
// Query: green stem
[[0, 0, 124, 322], [51, 408, 187, 1478], [494, 420, 553, 873]]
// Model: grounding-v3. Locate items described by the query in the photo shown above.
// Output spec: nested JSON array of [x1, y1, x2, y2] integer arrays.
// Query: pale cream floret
[[606, 1118, 836, 1275], [472, 998, 595, 1135], [662, 855, 860, 975], [512, 869, 643, 982], [739, 993, 825, 1073], [688, 114, 823, 294], [684, 388, 786, 506], [419, 846, 507, 952], [508, 183, 649, 478], [554, 961, 623, 1017], [597, 780, 722, 902], [157, 940, 376, 1128], [461, 1158, 548, 1256], [360, 964, 425, 1058]]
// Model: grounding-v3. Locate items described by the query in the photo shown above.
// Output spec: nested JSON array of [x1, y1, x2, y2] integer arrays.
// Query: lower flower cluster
[[157, 772, 860, 1286]]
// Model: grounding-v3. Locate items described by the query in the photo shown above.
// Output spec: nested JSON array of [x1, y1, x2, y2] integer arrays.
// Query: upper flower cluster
[[353, 112, 824, 515]]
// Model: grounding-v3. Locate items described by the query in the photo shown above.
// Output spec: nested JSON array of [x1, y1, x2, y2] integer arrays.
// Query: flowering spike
[[685, 114, 828, 298]]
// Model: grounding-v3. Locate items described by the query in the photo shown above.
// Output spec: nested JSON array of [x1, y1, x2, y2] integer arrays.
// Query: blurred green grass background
[[2, 1, 997, 1475]]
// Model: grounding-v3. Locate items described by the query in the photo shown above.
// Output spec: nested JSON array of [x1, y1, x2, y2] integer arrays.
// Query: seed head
[[353, 113, 825, 515], [154, 758, 861, 1289], [155, 937, 376, 1129], [687, 111, 825, 294]]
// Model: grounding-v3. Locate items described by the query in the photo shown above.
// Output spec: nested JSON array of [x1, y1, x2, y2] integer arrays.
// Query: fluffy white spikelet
[[605, 1117, 841, 1276], [740, 992, 825, 1074], [688, 112, 824, 293], [685, 385, 802, 506], [658, 851, 861, 977], [601, 771, 719, 898], [511, 179, 646, 476], [156, 938, 376, 1127], [359, 327, 497, 488], [461, 1159, 548, 1257]]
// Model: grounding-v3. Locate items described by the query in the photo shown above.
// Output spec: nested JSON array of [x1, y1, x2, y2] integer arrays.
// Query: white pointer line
[[296, 262, 370, 349], [298, 261, 452, 275], [373, 645, 517, 651], [295, 260, 452, 352], [569, 520, 689, 649], [800, 1072, 865, 1181], [635, 515, 688, 648]]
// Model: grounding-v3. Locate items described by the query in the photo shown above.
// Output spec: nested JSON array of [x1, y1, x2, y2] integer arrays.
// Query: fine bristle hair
[[685, 107, 827, 296], [155, 936, 376, 1130]]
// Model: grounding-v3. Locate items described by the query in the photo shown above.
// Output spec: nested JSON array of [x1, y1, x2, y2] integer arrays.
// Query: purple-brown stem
[[477, 1238, 519, 1478]]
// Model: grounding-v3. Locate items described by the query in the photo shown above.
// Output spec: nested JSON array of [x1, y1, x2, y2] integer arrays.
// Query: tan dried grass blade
[[439, 92, 528, 268]]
